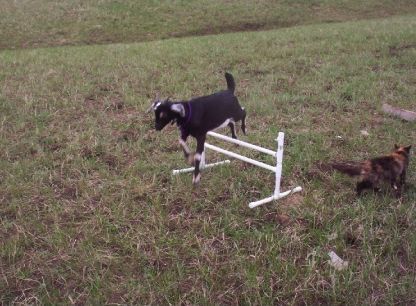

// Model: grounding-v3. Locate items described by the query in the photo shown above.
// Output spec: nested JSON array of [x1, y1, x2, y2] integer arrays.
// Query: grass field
[[1, 1, 416, 305], [1, 0, 416, 50]]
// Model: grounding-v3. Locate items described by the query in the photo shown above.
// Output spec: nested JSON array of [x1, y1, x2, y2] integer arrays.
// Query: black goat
[[149, 72, 246, 184]]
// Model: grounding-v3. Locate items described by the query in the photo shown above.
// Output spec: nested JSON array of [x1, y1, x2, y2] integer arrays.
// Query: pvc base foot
[[249, 186, 302, 209]]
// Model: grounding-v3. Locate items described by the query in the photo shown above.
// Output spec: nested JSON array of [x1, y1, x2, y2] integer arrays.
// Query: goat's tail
[[225, 72, 235, 93]]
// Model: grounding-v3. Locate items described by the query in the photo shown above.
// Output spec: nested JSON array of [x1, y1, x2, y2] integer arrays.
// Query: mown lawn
[[1, 0, 416, 50], [1, 14, 415, 305]]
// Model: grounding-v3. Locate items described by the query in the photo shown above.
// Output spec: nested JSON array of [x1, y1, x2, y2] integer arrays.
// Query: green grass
[[1, 11, 416, 306], [1, 0, 416, 50]]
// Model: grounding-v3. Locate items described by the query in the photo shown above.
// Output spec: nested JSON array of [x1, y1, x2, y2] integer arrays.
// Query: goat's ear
[[404, 145, 412, 153], [394, 144, 399, 150], [170, 103, 185, 117]]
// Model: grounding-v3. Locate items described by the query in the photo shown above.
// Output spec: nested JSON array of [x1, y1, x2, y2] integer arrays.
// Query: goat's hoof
[[192, 173, 201, 185]]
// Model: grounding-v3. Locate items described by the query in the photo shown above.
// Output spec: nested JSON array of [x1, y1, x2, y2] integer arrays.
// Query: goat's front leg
[[179, 131, 192, 164], [192, 134, 206, 185]]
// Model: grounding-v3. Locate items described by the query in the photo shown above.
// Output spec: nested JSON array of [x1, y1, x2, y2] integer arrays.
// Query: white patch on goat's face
[[215, 118, 233, 130], [192, 173, 201, 184], [170, 103, 185, 117]]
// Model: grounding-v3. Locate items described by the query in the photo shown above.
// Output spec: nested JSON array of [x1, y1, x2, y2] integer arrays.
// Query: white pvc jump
[[172, 131, 302, 208]]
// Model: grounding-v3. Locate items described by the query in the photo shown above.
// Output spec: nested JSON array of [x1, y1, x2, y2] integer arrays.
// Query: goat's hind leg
[[228, 121, 237, 139], [240, 107, 247, 135], [230, 107, 246, 138]]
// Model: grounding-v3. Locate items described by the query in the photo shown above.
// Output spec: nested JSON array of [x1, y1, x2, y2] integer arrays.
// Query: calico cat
[[329, 145, 411, 197]]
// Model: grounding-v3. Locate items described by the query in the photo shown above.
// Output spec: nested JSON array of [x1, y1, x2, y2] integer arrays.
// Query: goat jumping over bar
[[148, 72, 247, 184]]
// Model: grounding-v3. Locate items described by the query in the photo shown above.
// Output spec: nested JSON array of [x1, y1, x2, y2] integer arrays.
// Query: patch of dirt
[[166, 198, 202, 232], [389, 44, 416, 57], [164, 143, 181, 153], [39, 136, 64, 152], [0, 220, 17, 241], [213, 189, 231, 203], [49, 178, 78, 201], [142, 130, 158, 143], [81, 147, 102, 159], [244, 217, 267, 229], [396, 245, 413, 276], [215, 277, 243, 305], [108, 95, 124, 111], [278, 214, 293, 226], [340, 91, 352, 102], [117, 128, 140, 142], [0, 191, 12, 205], [150, 254, 171, 272], [395, 214, 411, 230], [107, 290, 128, 305], [263, 210, 308, 228], [344, 231, 361, 248], [88, 194, 102, 208], [263, 212, 292, 226], [4, 142, 39, 162], [169, 198, 187, 215], [371, 64, 381, 72], [368, 113, 385, 127], [245, 68, 271, 76], [282, 192, 304, 208], [306, 163, 333, 182], [202, 236, 232, 256], [80, 145, 119, 168], [101, 153, 118, 168], [84, 85, 126, 112], [324, 82, 333, 92], [178, 276, 198, 297], [61, 186, 77, 200]]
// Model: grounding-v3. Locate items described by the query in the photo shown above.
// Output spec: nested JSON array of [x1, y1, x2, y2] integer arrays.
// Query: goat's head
[[147, 97, 185, 131]]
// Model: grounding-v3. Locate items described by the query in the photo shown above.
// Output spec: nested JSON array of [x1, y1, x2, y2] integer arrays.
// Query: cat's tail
[[328, 161, 363, 176]]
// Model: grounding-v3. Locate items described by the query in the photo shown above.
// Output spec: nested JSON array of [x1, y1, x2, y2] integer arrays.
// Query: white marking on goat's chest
[[215, 118, 233, 130]]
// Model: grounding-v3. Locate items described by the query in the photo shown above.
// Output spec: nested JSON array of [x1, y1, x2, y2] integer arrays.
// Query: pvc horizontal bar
[[205, 143, 276, 172], [172, 160, 231, 175], [248, 186, 302, 209], [207, 131, 276, 157]]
